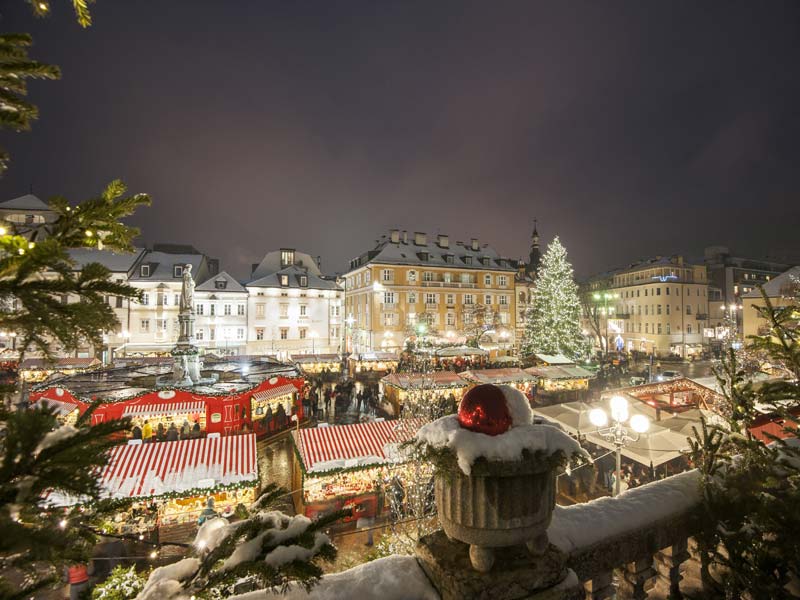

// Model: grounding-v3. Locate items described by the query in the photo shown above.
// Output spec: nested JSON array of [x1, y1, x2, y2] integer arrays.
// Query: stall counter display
[[159, 486, 256, 526]]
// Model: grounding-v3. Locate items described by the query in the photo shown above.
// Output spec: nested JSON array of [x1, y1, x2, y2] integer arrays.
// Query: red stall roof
[[293, 418, 425, 474], [100, 434, 258, 498], [122, 400, 205, 419], [251, 383, 298, 403], [32, 397, 80, 416]]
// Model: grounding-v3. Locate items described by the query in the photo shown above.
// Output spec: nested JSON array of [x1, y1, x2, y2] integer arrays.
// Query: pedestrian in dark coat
[[166, 423, 179, 442]]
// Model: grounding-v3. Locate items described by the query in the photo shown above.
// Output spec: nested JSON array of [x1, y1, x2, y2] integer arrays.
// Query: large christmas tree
[[521, 236, 587, 360]]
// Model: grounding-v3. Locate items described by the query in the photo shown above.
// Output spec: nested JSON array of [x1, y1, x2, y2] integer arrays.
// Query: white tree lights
[[521, 236, 589, 360], [589, 395, 650, 496]]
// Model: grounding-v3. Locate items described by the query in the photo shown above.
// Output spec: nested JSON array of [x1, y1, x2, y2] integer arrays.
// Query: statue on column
[[180, 264, 195, 313]]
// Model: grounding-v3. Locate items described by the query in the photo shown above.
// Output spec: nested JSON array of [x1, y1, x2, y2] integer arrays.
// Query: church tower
[[526, 218, 541, 279]]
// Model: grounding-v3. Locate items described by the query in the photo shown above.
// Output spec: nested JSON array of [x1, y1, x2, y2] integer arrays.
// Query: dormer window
[[419, 251, 429, 261], [280, 274, 289, 287], [214, 279, 227, 290], [300, 275, 308, 287], [481, 257, 490, 266], [173, 265, 184, 278], [445, 254, 454, 264], [464, 256, 473, 266], [280, 249, 295, 267], [140, 264, 150, 277]]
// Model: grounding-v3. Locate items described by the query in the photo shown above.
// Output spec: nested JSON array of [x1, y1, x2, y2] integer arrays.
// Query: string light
[[59, 518, 68, 529], [27, 242, 35, 249], [149, 550, 158, 559], [17, 248, 24, 255], [85, 230, 93, 237], [0, 227, 6, 235]]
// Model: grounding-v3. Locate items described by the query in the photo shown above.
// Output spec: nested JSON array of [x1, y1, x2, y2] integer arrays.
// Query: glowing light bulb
[[58, 519, 67, 529], [589, 408, 608, 427], [17, 248, 25, 255], [27, 242, 35, 249], [630, 414, 650, 434], [149, 550, 158, 559], [609, 395, 629, 423], [0, 227, 6, 235], [85, 230, 93, 237]]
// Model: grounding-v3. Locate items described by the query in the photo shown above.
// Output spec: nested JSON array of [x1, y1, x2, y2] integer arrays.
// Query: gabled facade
[[194, 271, 248, 354]]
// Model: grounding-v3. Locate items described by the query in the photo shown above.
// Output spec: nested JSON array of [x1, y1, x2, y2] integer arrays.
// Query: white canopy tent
[[533, 400, 703, 467]]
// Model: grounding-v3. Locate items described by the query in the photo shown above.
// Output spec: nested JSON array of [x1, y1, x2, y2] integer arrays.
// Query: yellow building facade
[[344, 230, 518, 353]]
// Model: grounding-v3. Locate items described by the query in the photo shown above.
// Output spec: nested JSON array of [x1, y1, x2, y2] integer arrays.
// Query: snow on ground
[[416, 414, 588, 475], [547, 469, 701, 553], [230, 556, 440, 600]]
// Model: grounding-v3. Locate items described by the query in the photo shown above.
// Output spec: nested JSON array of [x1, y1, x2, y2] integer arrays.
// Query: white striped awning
[[122, 400, 205, 418], [251, 384, 297, 403], [100, 434, 258, 498], [33, 397, 80, 416], [294, 418, 425, 473]]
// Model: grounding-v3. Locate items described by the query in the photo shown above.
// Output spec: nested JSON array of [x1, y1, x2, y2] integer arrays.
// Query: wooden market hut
[[380, 371, 466, 416], [291, 419, 425, 525]]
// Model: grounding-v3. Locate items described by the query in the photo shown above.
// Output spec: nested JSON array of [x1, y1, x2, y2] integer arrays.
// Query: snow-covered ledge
[[242, 472, 702, 600]]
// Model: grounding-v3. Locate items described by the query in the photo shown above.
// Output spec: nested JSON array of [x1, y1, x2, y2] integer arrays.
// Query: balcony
[[695, 314, 708, 320], [421, 281, 477, 289], [615, 313, 631, 319], [424, 303, 439, 312]]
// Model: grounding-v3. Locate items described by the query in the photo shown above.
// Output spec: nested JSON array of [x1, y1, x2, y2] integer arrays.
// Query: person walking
[[142, 419, 153, 443], [64, 563, 90, 600]]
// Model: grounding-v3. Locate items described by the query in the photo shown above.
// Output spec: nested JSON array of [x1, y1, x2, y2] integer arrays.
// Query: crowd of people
[[303, 377, 384, 422], [130, 417, 202, 442]]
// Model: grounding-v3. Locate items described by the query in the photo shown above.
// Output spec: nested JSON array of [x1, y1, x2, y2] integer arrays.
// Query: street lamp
[[588, 395, 650, 496]]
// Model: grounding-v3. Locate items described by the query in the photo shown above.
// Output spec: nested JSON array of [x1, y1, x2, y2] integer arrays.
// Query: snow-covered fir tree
[[521, 236, 588, 360]]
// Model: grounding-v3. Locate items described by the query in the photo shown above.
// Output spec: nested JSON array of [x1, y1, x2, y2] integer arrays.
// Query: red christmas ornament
[[457, 384, 512, 436]]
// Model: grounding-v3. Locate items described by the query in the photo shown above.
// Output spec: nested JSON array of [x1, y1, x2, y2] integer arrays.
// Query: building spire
[[527, 218, 541, 278]]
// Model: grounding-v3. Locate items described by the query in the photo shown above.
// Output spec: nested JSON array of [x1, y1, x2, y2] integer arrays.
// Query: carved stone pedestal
[[417, 530, 582, 600]]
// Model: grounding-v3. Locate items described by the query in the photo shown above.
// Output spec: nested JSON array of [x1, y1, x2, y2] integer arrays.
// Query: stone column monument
[[171, 263, 201, 386]]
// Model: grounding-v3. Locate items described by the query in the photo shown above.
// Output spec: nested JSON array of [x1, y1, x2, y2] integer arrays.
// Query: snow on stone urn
[[414, 384, 587, 574]]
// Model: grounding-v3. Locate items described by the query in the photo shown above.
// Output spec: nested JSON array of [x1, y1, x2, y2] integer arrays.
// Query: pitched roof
[[349, 234, 516, 273], [0, 194, 51, 212], [195, 270, 247, 293], [68, 248, 146, 273], [247, 264, 339, 290], [251, 250, 323, 279], [129, 250, 206, 282], [741, 265, 800, 298]]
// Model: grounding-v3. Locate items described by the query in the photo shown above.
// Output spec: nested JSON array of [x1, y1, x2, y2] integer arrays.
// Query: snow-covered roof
[[247, 264, 339, 290], [251, 249, 324, 279], [129, 250, 207, 282], [195, 270, 247, 293], [68, 247, 146, 273], [0, 194, 51, 212], [741, 265, 800, 298], [348, 233, 517, 273], [101, 434, 258, 498], [534, 353, 575, 365]]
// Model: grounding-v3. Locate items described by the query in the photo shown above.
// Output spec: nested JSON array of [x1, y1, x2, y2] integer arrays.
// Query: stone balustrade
[[417, 469, 705, 600]]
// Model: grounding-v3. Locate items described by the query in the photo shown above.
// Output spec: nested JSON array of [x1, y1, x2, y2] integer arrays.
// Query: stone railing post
[[616, 557, 656, 600], [583, 571, 614, 600], [654, 539, 689, 599]]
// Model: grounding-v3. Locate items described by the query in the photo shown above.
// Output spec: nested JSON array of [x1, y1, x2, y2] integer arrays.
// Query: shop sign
[[158, 390, 176, 399], [210, 413, 222, 424]]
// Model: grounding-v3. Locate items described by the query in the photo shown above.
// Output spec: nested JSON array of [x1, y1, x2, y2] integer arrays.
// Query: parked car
[[656, 370, 681, 382]]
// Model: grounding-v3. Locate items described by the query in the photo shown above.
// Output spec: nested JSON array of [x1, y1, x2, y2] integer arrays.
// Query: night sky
[[1, 1, 799, 279]]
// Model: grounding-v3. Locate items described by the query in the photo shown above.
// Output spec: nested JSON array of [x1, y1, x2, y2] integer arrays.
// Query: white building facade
[[245, 249, 343, 359]]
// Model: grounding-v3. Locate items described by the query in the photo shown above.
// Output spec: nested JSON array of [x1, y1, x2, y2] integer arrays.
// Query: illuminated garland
[[291, 438, 410, 480]]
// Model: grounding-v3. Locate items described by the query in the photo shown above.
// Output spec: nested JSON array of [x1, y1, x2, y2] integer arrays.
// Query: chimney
[[402, 230, 408, 244], [437, 234, 449, 248], [390, 229, 400, 243], [317, 255, 322, 270], [470, 238, 479, 251], [414, 232, 427, 246]]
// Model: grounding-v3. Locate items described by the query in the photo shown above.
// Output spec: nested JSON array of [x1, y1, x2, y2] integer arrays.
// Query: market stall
[[460, 368, 537, 399], [100, 433, 258, 530], [380, 371, 466, 416], [348, 352, 399, 377], [250, 381, 299, 436], [291, 354, 342, 374], [32, 392, 83, 425], [291, 418, 425, 523], [20, 357, 101, 382], [526, 365, 595, 392]]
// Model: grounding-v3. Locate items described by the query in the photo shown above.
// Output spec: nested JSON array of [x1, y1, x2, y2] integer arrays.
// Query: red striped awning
[[122, 400, 205, 418], [100, 434, 257, 498], [294, 418, 425, 473], [252, 384, 297, 402], [33, 397, 80, 416]]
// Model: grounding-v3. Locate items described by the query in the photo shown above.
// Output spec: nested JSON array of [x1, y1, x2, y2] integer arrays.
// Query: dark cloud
[[0, 1, 798, 278]]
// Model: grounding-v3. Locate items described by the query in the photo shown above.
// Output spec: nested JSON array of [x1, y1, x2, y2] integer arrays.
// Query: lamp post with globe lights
[[589, 395, 650, 496]]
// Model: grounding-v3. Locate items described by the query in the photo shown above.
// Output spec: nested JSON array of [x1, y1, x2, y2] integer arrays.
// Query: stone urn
[[435, 449, 559, 572]]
